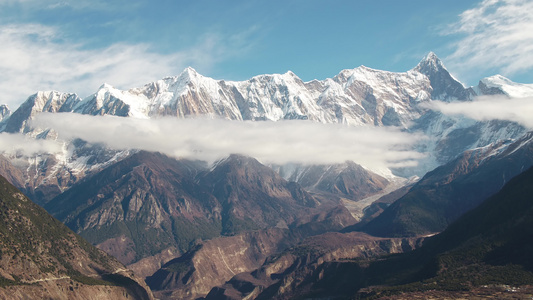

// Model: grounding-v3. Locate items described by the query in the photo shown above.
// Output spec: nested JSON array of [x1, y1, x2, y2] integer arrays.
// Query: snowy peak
[[414, 51, 446, 74], [413, 52, 473, 101], [248, 70, 303, 86], [478, 75, 533, 98], [30, 91, 80, 113], [177, 66, 202, 83], [73, 83, 151, 118], [2, 91, 80, 133]]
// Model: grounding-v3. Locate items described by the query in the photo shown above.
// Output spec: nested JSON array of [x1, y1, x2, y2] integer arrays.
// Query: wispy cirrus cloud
[[444, 0, 533, 81], [0, 22, 256, 109], [30, 113, 425, 170]]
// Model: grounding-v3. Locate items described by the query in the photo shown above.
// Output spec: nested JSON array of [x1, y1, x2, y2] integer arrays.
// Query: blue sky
[[1, 0, 532, 108]]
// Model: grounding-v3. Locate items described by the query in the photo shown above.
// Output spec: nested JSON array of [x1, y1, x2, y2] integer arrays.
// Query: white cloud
[[0, 23, 249, 110], [0, 132, 62, 156], [31, 113, 425, 170], [445, 0, 533, 80], [424, 95, 533, 128]]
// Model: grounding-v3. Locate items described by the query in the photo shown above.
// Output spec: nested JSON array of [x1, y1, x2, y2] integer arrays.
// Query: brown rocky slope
[[0, 175, 153, 300]]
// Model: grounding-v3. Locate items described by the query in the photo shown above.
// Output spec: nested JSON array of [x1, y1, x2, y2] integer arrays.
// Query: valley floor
[[364, 284, 533, 299]]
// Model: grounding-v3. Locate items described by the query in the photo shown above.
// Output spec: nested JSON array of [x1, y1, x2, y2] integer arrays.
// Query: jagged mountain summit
[[0, 52, 532, 204], [1, 52, 470, 128], [413, 52, 475, 101]]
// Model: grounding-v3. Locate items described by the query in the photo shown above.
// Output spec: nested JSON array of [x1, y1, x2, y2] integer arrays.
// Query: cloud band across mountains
[[424, 95, 533, 129], [24, 113, 426, 170], [0, 132, 62, 157]]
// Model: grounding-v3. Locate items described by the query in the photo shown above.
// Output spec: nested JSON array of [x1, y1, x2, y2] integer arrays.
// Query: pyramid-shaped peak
[[96, 83, 117, 91], [281, 70, 304, 82], [177, 66, 203, 82], [284, 70, 298, 77], [185, 66, 198, 73], [414, 52, 446, 73], [423, 51, 439, 62], [182, 66, 199, 76]]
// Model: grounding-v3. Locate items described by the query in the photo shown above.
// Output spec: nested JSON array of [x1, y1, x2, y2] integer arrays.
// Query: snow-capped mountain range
[[1, 52, 532, 204], [0, 52, 474, 129]]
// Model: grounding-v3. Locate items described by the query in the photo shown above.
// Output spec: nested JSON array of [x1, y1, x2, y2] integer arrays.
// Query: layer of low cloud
[[31, 113, 425, 170], [424, 95, 533, 128], [445, 0, 533, 81], [0, 132, 62, 156]]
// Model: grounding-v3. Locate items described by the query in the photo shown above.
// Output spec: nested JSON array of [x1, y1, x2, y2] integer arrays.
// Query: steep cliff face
[[0, 105, 9, 123], [413, 52, 476, 101], [0, 175, 153, 300], [0, 154, 24, 190]]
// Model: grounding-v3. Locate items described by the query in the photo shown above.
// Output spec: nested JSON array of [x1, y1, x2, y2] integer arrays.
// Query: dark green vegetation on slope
[[360, 165, 533, 298], [363, 133, 533, 237], [0, 175, 112, 285]]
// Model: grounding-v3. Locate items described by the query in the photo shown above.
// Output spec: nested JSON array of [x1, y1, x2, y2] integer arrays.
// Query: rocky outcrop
[[126, 247, 182, 279]]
